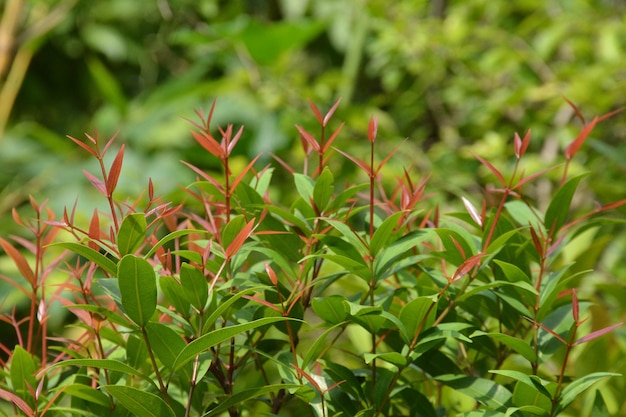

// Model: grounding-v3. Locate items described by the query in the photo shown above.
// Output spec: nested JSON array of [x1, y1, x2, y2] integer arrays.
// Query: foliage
[[0, 99, 624, 416]]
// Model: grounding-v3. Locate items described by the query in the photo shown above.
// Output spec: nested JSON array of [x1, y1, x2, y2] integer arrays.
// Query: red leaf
[[231, 154, 262, 193], [451, 253, 484, 282], [562, 96, 586, 124], [67, 135, 97, 156], [102, 131, 120, 156], [265, 263, 278, 286], [514, 129, 531, 159], [597, 107, 623, 122], [227, 125, 245, 155], [180, 160, 225, 193], [529, 225, 543, 255], [88, 209, 100, 251], [0, 237, 36, 286], [368, 116, 378, 143], [106, 144, 125, 194], [307, 99, 323, 125], [242, 294, 281, 312], [191, 130, 224, 158], [225, 219, 256, 259], [82, 170, 107, 196], [565, 116, 598, 160], [471, 153, 506, 186], [574, 322, 623, 345], [322, 122, 345, 153], [334, 148, 372, 176], [323, 97, 342, 127], [0, 388, 34, 417], [295, 125, 320, 152]]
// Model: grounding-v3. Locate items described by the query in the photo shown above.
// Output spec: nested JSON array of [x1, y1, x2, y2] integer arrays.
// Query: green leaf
[[53, 242, 118, 276], [435, 375, 512, 410], [174, 317, 296, 372], [472, 332, 537, 363], [312, 295, 349, 325], [62, 384, 110, 406], [294, 173, 315, 204], [489, 370, 552, 399], [9, 346, 37, 404], [180, 263, 208, 310], [145, 323, 187, 371], [370, 211, 405, 256], [117, 213, 146, 256], [159, 275, 190, 317], [313, 166, 334, 212], [591, 390, 610, 417], [544, 173, 588, 232], [221, 215, 247, 254], [53, 359, 157, 389], [118, 254, 157, 327], [556, 372, 620, 414], [363, 352, 406, 367], [144, 229, 207, 259], [399, 296, 437, 344], [202, 286, 271, 333], [204, 384, 301, 417], [302, 322, 346, 369], [103, 385, 175, 417]]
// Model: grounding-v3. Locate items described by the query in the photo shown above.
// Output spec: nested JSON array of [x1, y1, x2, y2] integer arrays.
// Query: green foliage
[[0, 100, 624, 417]]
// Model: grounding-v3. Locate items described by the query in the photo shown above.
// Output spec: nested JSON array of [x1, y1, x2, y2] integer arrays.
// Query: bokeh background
[[1, 0, 625, 413]]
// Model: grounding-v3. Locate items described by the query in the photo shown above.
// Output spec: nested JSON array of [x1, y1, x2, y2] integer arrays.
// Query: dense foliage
[[0, 99, 624, 416], [1, 1, 625, 416]]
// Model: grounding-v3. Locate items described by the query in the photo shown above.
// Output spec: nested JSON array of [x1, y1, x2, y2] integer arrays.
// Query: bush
[[0, 100, 623, 416]]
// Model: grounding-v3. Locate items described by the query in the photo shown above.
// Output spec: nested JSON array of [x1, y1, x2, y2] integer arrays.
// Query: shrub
[[0, 99, 623, 417]]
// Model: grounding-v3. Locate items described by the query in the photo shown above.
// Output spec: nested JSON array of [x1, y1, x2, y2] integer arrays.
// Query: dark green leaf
[[204, 384, 301, 416], [312, 295, 349, 325], [9, 346, 37, 404], [544, 173, 588, 232], [180, 263, 208, 310], [174, 317, 296, 371], [118, 254, 157, 327], [313, 166, 334, 212], [399, 296, 437, 344], [435, 375, 512, 410], [103, 385, 175, 417]]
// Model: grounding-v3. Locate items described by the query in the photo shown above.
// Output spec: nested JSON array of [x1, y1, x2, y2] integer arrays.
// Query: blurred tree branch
[[0, 0, 76, 140]]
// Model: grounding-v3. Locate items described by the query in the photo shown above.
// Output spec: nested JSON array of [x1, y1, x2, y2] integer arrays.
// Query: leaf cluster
[[0, 100, 624, 417]]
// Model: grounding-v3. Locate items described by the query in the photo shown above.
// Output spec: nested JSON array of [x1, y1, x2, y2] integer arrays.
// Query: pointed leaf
[[565, 117, 598, 160], [191, 130, 224, 158], [173, 317, 296, 371], [321, 121, 345, 153], [307, 99, 323, 124], [400, 296, 437, 344], [295, 125, 320, 152], [472, 152, 506, 186], [556, 372, 620, 414], [225, 219, 255, 259], [117, 213, 146, 256], [103, 385, 175, 417], [323, 97, 342, 127], [180, 263, 208, 310], [544, 173, 588, 232], [9, 346, 37, 404], [0, 237, 36, 285], [0, 388, 34, 417], [106, 144, 125, 193], [205, 384, 300, 417], [574, 322, 623, 345], [313, 167, 334, 212], [435, 375, 513, 410], [462, 196, 483, 227], [82, 169, 107, 196], [52, 359, 156, 387], [118, 254, 157, 327]]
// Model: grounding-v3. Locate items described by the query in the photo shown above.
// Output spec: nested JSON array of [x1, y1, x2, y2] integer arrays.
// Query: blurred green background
[[1, 0, 625, 413]]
